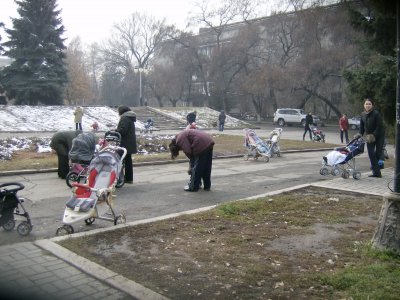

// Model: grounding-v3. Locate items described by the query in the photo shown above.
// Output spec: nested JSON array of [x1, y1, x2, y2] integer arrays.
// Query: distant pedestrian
[[169, 129, 214, 192], [186, 110, 197, 125], [218, 110, 226, 131], [339, 113, 349, 144], [91, 121, 99, 132], [50, 131, 81, 179], [116, 106, 137, 184], [74, 106, 83, 131], [302, 112, 313, 141]]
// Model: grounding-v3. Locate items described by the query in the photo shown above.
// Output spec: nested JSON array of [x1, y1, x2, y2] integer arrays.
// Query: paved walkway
[[0, 168, 396, 300]]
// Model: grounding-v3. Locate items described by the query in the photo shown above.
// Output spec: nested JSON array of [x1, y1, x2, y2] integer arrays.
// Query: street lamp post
[[139, 68, 142, 106], [134, 67, 146, 106]]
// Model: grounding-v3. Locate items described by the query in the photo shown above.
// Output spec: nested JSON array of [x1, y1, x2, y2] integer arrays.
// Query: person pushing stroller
[[169, 129, 214, 192]]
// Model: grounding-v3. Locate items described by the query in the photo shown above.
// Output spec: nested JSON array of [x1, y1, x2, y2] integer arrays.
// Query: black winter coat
[[117, 111, 137, 154], [359, 109, 384, 137]]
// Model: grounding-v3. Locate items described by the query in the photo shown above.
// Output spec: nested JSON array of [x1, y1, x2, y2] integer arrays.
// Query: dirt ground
[[59, 186, 382, 299]]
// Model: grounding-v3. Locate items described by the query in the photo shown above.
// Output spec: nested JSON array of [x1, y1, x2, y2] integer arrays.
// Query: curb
[[0, 148, 332, 177]]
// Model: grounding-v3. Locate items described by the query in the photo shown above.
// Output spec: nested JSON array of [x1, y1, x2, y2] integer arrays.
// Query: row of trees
[[0, 0, 396, 128]]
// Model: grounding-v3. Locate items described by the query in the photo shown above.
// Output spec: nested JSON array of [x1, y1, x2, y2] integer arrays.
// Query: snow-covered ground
[[0, 105, 125, 132], [153, 107, 249, 130], [0, 105, 249, 160]]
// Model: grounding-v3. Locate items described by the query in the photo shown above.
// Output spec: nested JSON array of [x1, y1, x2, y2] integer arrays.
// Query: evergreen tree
[[343, 0, 396, 126], [0, 0, 67, 105]]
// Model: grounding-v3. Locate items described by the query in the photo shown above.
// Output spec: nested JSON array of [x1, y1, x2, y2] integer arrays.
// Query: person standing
[[218, 110, 226, 132], [302, 112, 313, 141], [356, 98, 385, 178], [339, 113, 349, 144], [74, 106, 84, 131], [116, 106, 137, 184], [50, 130, 81, 179], [169, 129, 215, 192], [186, 110, 197, 125]]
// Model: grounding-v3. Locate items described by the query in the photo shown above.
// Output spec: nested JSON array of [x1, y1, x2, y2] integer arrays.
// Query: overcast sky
[[0, 0, 197, 45]]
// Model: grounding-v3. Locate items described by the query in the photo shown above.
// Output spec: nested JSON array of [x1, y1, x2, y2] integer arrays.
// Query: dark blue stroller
[[320, 137, 365, 179]]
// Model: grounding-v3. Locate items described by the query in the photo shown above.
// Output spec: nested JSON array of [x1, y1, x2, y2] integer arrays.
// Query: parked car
[[273, 108, 322, 127], [348, 116, 360, 130]]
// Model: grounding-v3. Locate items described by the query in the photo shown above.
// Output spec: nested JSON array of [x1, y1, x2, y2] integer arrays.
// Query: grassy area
[[59, 186, 399, 299], [0, 134, 337, 172]]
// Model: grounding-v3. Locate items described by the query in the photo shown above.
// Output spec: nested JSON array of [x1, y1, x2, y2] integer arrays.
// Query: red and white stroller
[[56, 141, 127, 235]]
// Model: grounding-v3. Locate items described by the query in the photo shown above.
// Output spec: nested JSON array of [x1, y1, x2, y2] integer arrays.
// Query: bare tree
[[101, 12, 172, 106], [64, 37, 93, 105], [86, 43, 103, 104], [189, 0, 261, 110]]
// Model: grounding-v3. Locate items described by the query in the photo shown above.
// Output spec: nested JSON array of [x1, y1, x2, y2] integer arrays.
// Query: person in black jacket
[[356, 98, 385, 178], [116, 106, 137, 184], [302, 112, 313, 141], [186, 110, 197, 125]]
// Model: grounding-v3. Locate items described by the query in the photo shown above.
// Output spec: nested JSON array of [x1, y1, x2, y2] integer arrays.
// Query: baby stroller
[[56, 142, 127, 236], [265, 128, 283, 157], [243, 129, 273, 162], [140, 118, 154, 134], [66, 132, 97, 188], [310, 125, 325, 143], [0, 182, 33, 236], [320, 137, 364, 179]]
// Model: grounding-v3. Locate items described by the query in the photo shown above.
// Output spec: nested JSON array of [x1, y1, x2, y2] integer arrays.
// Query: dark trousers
[[75, 123, 82, 131], [340, 130, 349, 143], [124, 154, 133, 182], [303, 126, 312, 140], [189, 147, 213, 190], [367, 136, 384, 176], [219, 122, 225, 131], [57, 154, 70, 179]]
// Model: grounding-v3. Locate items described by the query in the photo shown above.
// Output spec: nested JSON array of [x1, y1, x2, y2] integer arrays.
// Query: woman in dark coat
[[169, 129, 214, 192], [116, 106, 137, 184], [50, 130, 81, 179], [357, 98, 385, 178]]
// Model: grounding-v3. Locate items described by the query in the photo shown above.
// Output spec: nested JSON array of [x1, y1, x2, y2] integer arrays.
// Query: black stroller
[[0, 182, 33, 236]]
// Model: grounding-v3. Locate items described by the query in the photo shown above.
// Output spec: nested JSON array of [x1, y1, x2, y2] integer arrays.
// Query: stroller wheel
[[66, 172, 79, 188], [342, 171, 350, 179], [114, 214, 126, 225], [56, 225, 74, 236], [2, 219, 16, 231], [331, 167, 340, 176], [263, 156, 270, 162], [85, 217, 95, 225], [276, 152, 281, 157], [353, 172, 361, 180], [17, 221, 32, 236], [320, 168, 329, 176]]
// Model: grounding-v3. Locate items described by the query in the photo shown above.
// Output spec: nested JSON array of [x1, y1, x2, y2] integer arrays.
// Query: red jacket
[[175, 129, 214, 158], [339, 117, 349, 131]]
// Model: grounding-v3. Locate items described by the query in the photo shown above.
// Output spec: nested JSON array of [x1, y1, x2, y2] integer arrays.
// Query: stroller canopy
[[69, 132, 97, 162]]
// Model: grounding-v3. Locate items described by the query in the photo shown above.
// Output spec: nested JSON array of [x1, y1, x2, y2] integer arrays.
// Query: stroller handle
[[0, 182, 25, 192]]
